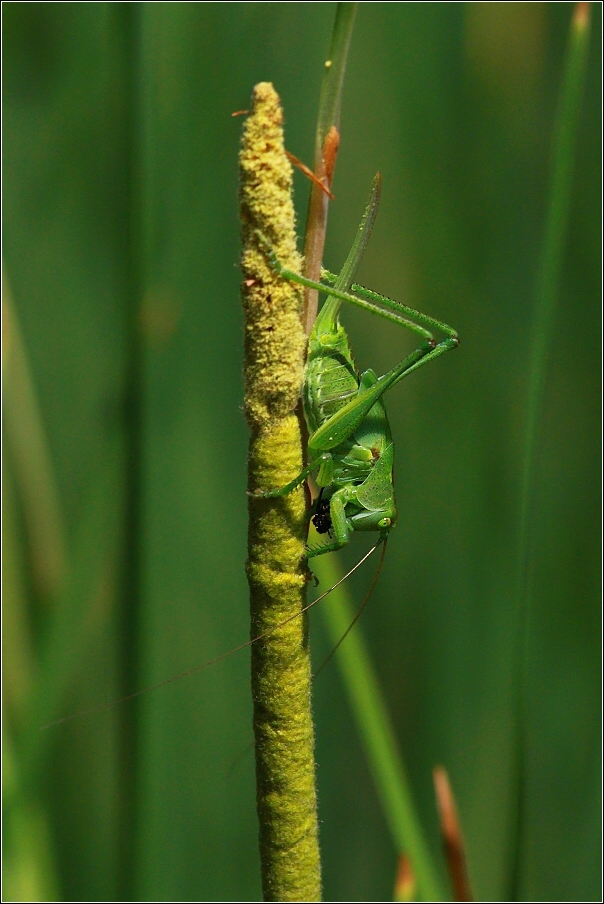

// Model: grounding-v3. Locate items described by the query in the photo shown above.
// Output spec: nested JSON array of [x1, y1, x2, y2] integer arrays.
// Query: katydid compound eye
[[378, 517, 392, 529]]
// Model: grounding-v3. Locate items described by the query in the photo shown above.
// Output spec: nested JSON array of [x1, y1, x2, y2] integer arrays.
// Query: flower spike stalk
[[239, 82, 321, 902]]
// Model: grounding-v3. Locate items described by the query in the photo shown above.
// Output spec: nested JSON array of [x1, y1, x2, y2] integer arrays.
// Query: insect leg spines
[[350, 281, 458, 341]]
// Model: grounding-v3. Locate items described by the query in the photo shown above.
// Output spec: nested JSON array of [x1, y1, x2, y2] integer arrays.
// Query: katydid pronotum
[[42, 174, 458, 731], [252, 172, 458, 558]]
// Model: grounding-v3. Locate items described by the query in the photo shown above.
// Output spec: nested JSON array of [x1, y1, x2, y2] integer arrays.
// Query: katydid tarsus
[[41, 174, 458, 731], [252, 172, 459, 558]]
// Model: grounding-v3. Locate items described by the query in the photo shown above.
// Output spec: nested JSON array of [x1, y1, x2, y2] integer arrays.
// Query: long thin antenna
[[313, 538, 387, 679], [40, 539, 383, 731]]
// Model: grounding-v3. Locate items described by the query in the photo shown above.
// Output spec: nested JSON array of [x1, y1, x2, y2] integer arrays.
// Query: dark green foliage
[[3, 4, 600, 901]]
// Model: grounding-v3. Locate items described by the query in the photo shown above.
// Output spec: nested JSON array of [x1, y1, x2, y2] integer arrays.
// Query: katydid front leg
[[248, 453, 331, 498]]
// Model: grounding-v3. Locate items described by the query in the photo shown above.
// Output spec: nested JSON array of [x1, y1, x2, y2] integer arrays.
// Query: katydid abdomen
[[302, 297, 397, 540]]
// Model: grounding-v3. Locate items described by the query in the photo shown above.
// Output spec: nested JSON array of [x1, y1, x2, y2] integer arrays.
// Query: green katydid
[[252, 172, 459, 557]]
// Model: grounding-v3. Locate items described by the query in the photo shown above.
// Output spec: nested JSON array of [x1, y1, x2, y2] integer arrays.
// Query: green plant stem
[[313, 555, 447, 902], [518, 1, 592, 561], [301, 6, 446, 899], [302, 2, 357, 334], [241, 83, 321, 902], [510, 3, 592, 898]]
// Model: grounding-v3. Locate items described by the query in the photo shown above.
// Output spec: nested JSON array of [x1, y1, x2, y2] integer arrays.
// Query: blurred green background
[[2, 3, 600, 901]]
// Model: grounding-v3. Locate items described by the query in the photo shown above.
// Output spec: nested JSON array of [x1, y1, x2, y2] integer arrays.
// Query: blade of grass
[[2, 268, 120, 900], [3, 261, 124, 848], [2, 462, 36, 727], [313, 554, 446, 902], [302, 7, 446, 899], [510, 4, 592, 898], [21, 451, 122, 787], [394, 854, 416, 902], [2, 269, 67, 601], [433, 766, 474, 902], [2, 731, 59, 903], [518, 2, 592, 557]]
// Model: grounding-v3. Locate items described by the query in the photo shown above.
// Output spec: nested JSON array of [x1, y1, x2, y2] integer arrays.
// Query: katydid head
[[378, 515, 395, 538]]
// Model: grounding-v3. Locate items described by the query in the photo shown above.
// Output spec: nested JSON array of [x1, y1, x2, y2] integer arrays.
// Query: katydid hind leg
[[267, 261, 436, 343], [309, 329, 457, 457], [349, 279, 458, 340], [308, 344, 429, 454], [265, 250, 457, 344], [319, 269, 436, 342]]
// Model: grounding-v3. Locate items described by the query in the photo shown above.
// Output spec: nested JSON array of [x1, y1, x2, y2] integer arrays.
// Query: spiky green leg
[[249, 454, 330, 499]]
